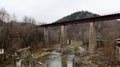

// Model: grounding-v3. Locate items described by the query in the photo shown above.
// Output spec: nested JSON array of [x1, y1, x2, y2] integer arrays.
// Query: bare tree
[[0, 8, 10, 22], [23, 16, 36, 24]]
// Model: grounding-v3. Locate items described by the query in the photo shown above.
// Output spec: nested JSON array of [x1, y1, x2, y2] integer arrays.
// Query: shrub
[[73, 42, 80, 53]]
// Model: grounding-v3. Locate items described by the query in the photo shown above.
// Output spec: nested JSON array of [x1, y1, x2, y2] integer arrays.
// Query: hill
[[56, 11, 99, 22], [53, 11, 120, 46]]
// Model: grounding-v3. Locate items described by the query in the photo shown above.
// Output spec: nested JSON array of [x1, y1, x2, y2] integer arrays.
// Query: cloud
[[0, 0, 120, 23]]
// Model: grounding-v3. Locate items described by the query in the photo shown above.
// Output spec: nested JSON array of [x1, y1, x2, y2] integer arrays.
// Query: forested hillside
[[56, 11, 99, 22]]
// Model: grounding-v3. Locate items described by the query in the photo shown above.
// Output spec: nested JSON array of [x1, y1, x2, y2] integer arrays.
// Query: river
[[35, 51, 74, 67], [34, 46, 86, 67]]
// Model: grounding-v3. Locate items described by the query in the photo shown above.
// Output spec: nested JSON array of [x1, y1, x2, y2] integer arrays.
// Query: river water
[[35, 46, 86, 67], [35, 51, 74, 67]]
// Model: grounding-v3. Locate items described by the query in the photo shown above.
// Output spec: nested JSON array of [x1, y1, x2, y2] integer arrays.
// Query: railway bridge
[[39, 13, 120, 53]]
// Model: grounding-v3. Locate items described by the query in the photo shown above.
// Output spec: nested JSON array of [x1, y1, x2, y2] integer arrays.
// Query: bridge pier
[[60, 25, 67, 48], [89, 22, 97, 53], [43, 27, 49, 47]]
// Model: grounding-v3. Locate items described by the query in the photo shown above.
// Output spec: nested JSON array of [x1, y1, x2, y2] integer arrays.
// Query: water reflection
[[48, 54, 73, 67], [48, 55, 61, 67]]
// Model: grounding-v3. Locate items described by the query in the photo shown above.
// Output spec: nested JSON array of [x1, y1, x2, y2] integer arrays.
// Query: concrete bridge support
[[44, 27, 49, 47], [60, 25, 67, 48], [89, 22, 97, 53]]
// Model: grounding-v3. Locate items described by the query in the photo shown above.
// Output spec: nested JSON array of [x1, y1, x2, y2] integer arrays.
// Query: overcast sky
[[0, 0, 120, 23]]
